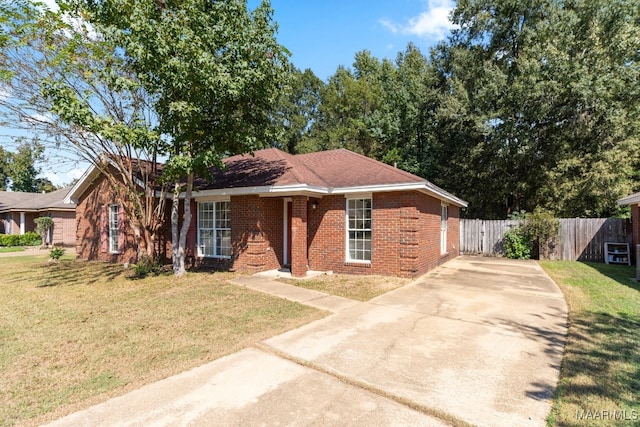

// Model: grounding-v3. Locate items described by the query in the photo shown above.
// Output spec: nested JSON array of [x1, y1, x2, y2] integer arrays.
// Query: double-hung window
[[109, 205, 120, 253], [198, 201, 231, 258], [346, 197, 372, 262], [108, 204, 119, 253]]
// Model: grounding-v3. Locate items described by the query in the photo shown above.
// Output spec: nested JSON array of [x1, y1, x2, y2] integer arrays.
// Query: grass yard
[[277, 273, 409, 301], [539, 261, 640, 427], [0, 246, 26, 253], [0, 255, 324, 427]]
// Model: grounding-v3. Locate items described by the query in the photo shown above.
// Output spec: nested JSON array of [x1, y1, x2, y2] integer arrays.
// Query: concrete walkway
[[45, 256, 567, 427], [231, 272, 360, 313]]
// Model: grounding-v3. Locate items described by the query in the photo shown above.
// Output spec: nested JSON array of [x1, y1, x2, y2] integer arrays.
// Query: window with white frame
[[440, 204, 448, 254], [198, 201, 231, 258], [346, 198, 372, 262], [108, 204, 119, 253]]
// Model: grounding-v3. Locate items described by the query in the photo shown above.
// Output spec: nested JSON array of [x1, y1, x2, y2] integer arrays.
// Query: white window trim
[[345, 197, 372, 264], [440, 203, 448, 255], [108, 204, 119, 254], [197, 200, 232, 259]]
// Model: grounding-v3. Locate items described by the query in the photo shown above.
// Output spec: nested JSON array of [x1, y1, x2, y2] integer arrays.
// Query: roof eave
[[618, 192, 640, 206], [191, 184, 329, 198], [64, 163, 100, 204], [192, 181, 468, 207], [332, 182, 468, 207]]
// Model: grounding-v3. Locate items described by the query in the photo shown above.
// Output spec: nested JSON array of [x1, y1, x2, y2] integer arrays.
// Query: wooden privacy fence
[[460, 218, 632, 262]]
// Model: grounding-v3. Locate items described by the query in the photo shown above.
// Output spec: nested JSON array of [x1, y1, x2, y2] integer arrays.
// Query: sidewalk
[[230, 272, 360, 313]]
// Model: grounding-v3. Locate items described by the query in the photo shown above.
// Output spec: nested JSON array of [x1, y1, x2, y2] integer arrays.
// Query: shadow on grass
[[35, 260, 125, 287], [580, 261, 640, 293], [547, 262, 640, 426], [556, 312, 640, 426]]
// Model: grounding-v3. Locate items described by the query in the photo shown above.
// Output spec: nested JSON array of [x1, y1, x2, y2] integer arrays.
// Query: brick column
[[291, 196, 308, 277]]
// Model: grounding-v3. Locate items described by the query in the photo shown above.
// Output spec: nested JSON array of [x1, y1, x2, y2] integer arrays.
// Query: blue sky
[[19, 0, 456, 187], [255, 0, 456, 80]]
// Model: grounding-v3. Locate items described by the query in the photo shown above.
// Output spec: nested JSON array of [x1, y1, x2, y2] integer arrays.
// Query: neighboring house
[[0, 187, 77, 246], [66, 148, 468, 277], [618, 192, 640, 250]]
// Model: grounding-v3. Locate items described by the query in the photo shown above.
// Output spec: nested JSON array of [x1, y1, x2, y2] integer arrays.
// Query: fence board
[[460, 218, 632, 262]]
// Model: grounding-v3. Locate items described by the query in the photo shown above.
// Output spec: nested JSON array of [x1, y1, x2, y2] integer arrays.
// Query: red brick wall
[[222, 195, 283, 273], [307, 191, 459, 278], [75, 175, 137, 264], [75, 175, 461, 277]]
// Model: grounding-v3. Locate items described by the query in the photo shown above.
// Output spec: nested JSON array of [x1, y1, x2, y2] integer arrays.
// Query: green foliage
[[130, 254, 162, 279], [0, 232, 41, 247], [0, 141, 46, 192], [503, 227, 531, 259], [282, 1, 640, 219], [49, 247, 65, 260], [522, 209, 560, 247], [34, 216, 54, 245], [503, 209, 560, 259]]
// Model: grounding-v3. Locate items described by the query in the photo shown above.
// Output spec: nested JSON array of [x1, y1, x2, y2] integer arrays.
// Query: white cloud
[[38, 0, 60, 12], [44, 167, 85, 187], [380, 0, 456, 40]]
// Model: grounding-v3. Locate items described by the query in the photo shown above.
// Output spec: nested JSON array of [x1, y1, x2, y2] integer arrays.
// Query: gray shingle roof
[[0, 187, 75, 212]]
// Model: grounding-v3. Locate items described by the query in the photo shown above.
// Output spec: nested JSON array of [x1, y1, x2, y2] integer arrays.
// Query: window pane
[[346, 200, 372, 262]]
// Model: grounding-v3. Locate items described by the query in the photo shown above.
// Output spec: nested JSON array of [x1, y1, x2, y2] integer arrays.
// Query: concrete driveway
[[46, 256, 567, 427]]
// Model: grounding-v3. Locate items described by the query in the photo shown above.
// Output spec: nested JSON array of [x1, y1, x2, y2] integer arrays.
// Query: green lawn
[[539, 261, 640, 427], [277, 274, 409, 301], [0, 246, 26, 253], [0, 255, 324, 427]]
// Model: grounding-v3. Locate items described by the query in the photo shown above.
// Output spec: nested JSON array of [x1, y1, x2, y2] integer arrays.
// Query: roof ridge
[[273, 149, 307, 185], [336, 149, 427, 182]]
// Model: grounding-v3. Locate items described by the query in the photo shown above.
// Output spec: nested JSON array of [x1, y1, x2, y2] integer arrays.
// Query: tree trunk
[[172, 173, 193, 277], [171, 181, 180, 274]]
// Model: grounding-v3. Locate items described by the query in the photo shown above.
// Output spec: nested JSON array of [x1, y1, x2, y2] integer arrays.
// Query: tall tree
[[0, 146, 10, 190], [274, 67, 323, 154], [5, 140, 45, 192], [73, 0, 290, 276], [433, 0, 640, 218], [0, 1, 168, 256]]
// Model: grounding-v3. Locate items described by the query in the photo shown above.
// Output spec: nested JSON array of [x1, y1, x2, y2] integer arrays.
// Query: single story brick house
[[0, 187, 77, 246], [66, 148, 467, 277], [618, 192, 640, 252]]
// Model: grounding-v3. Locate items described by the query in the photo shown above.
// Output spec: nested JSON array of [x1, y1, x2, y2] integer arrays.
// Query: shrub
[[504, 227, 531, 259], [522, 209, 560, 259], [49, 247, 65, 260], [35, 216, 54, 246], [0, 232, 41, 247], [131, 254, 162, 278]]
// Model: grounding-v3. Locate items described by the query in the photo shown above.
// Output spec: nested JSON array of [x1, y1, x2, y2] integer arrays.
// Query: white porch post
[[19, 212, 25, 235]]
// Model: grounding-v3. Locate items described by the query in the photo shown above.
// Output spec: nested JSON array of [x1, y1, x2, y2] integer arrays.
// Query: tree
[[74, 0, 291, 276], [432, 0, 640, 218], [0, 146, 10, 190], [34, 216, 53, 247], [274, 68, 323, 154], [5, 140, 45, 192], [0, 1, 168, 257]]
